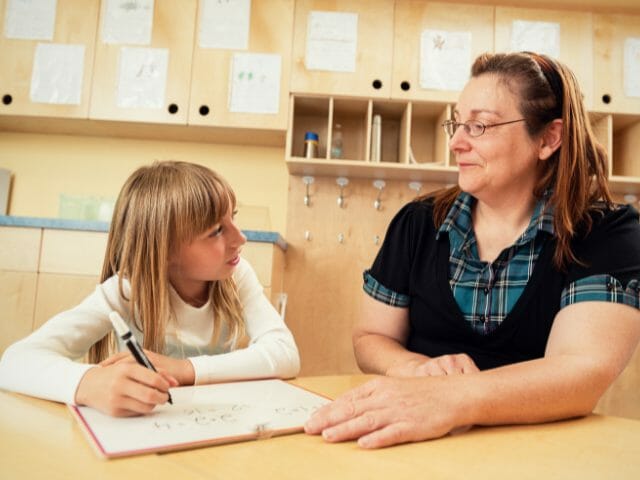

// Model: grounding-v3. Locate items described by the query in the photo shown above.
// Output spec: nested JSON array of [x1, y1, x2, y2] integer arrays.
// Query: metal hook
[[408, 181, 423, 197], [373, 180, 386, 210], [302, 176, 314, 207], [336, 177, 349, 208]]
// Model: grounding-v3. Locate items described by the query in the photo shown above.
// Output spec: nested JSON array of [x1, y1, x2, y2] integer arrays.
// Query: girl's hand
[[100, 350, 195, 385], [386, 353, 479, 377], [75, 363, 178, 417]]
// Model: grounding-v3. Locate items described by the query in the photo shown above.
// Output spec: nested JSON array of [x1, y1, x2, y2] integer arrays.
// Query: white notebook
[[69, 379, 330, 458]]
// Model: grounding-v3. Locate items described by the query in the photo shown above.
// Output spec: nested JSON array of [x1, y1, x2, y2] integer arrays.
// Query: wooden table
[[1, 375, 639, 479]]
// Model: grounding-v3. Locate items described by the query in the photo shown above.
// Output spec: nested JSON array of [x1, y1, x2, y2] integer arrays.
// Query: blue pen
[[108, 311, 173, 405]]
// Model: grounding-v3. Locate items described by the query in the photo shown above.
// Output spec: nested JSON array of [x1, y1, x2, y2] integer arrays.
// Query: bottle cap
[[304, 131, 319, 141]]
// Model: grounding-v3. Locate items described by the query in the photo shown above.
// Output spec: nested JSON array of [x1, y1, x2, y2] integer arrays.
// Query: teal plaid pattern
[[363, 269, 410, 307], [436, 192, 555, 335], [561, 275, 640, 308]]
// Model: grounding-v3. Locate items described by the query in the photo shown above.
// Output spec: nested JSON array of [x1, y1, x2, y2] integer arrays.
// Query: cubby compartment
[[370, 101, 408, 164], [329, 98, 369, 161], [409, 102, 451, 167], [288, 96, 330, 159], [611, 115, 640, 179]]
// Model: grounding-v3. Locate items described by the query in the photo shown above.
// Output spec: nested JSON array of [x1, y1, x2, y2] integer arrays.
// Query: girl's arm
[[305, 301, 640, 448], [188, 258, 300, 384], [0, 275, 176, 415], [0, 278, 119, 404]]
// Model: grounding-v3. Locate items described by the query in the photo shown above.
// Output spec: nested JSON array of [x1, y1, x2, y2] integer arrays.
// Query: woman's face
[[450, 74, 543, 203]]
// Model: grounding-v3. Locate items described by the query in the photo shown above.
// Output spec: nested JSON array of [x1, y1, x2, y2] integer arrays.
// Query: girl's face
[[168, 208, 246, 303], [450, 74, 543, 203]]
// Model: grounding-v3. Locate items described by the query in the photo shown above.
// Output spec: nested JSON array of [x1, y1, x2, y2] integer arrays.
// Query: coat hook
[[373, 180, 386, 210], [374, 234, 380, 245], [336, 177, 349, 208], [337, 232, 345, 243], [304, 230, 312, 241], [302, 176, 314, 206], [408, 181, 423, 197]]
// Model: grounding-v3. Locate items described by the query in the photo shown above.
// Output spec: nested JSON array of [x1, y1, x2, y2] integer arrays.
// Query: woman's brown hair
[[88, 161, 246, 363], [432, 52, 613, 270]]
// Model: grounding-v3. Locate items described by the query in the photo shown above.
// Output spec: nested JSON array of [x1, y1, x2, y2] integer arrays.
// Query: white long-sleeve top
[[0, 257, 300, 405]]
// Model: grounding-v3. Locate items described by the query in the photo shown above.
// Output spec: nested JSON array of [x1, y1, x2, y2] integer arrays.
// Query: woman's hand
[[100, 350, 195, 385], [386, 353, 480, 377], [75, 363, 178, 417], [304, 375, 471, 449]]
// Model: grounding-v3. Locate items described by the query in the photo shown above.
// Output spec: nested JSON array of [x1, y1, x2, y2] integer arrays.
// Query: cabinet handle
[[372, 79, 383, 90]]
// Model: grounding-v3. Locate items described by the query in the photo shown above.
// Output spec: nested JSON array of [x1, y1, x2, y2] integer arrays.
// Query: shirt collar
[[436, 191, 555, 246]]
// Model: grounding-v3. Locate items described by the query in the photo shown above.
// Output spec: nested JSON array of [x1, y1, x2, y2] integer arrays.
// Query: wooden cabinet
[[593, 14, 640, 187], [188, 0, 294, 130], [391, 1, 494, 103], [290, 0, 395, 98], [89, 0, 197, 124], [0, 0, 100, 118], [0, 227, 41, 352], [494, 6, 594, 109], [286, 94, 457, 184]]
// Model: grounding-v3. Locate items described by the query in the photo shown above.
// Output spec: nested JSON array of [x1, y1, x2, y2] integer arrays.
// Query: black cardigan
[[369, 199, 640, 370]]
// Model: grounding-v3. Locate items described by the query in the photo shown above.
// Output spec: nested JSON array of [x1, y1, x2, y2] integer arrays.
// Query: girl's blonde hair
[[431, 52, 613, 270], [89, 161, 246, 363]]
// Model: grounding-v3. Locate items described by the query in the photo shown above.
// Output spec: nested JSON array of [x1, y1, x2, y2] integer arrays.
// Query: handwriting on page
[[151, 402, 325, 431]]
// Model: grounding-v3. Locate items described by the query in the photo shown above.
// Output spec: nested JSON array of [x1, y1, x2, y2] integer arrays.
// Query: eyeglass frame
[[441, 118, 527, 138]]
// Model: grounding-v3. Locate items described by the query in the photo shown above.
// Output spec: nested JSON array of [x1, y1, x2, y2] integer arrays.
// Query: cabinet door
[[495, 7, 594, 109], [89, 0, 197, 124], [290, 0, 394, 98], [391, 1, 494, 103], [39, 230, 107, 276], [0, 271, 37, 352], [0, 0, 99, 118], [593, 14, 640, 115], [189, 0, 293, 130], [33, 273, 98, 330]]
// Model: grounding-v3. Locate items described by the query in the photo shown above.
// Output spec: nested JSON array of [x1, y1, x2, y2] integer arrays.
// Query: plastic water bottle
[[330, 123, 343, 159]]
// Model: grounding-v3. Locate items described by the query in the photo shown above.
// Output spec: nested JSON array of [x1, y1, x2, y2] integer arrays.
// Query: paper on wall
[[116, 47, 168, 109], [199, 0, 251, 49], [304, 11, 357, 73], [229, 52, 281, 114], [30, 43, 85, 104], [420, 29, 471, 91], [510, 20, 560, 59], [624, 37, 640, 98], [4, 0, 57, 40], [101, 0, 154, 45]]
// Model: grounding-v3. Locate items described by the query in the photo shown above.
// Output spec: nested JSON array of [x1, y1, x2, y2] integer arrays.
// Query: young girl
[[0, 161, 300, 416]]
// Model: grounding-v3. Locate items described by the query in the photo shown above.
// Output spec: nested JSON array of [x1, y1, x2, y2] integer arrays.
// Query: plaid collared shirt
[[435, 192, 554, 334], [364, 192, 640, 336]]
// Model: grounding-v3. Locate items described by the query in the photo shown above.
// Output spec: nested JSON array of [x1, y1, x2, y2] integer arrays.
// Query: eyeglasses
[[441, 118, 527, 137]]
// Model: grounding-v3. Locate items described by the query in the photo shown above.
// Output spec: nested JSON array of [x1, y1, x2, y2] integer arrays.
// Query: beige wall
[[0, 132, 289, 233]]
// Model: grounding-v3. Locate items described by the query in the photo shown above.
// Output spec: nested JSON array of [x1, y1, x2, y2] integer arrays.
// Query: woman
[[305, 52, 640, 448]]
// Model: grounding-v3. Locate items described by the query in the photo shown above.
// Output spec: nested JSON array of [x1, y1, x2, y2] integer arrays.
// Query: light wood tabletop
[[1, 375, 639, 480]]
